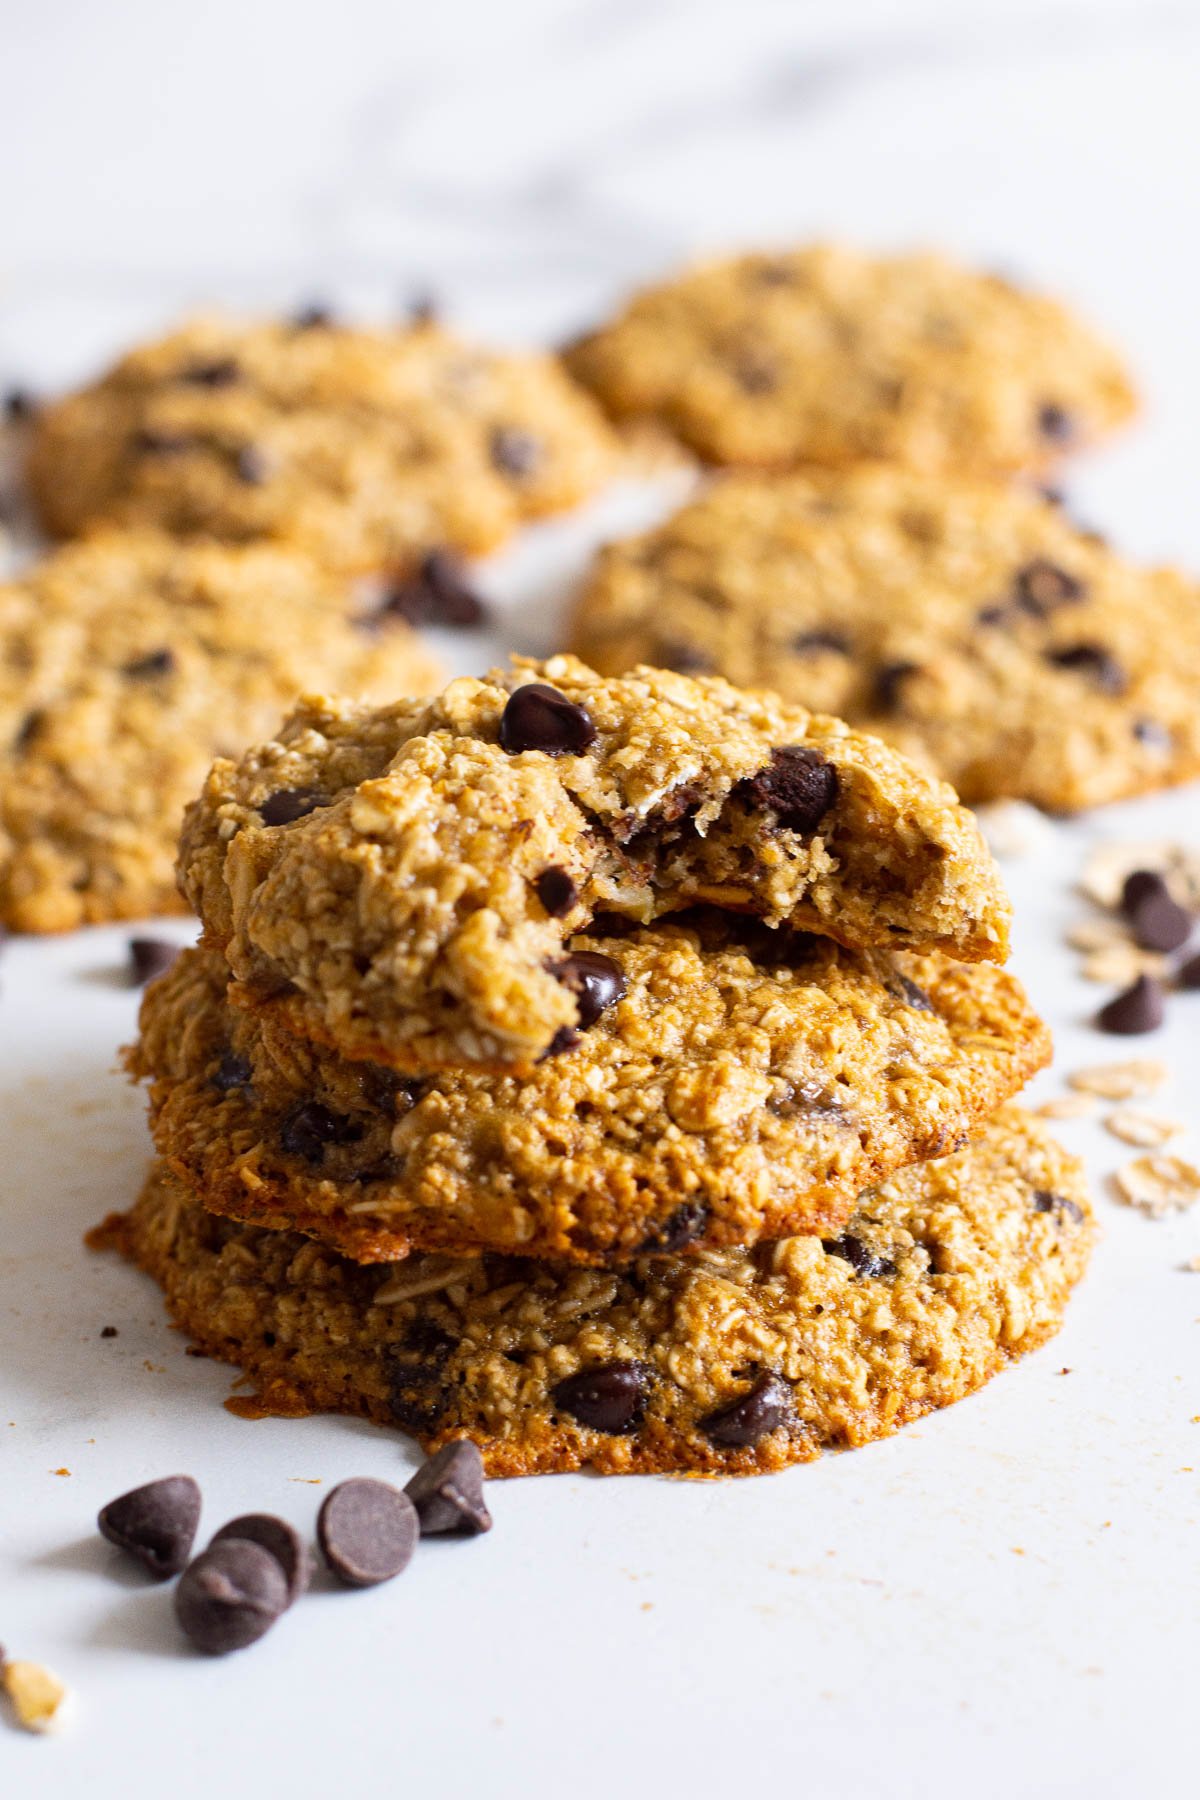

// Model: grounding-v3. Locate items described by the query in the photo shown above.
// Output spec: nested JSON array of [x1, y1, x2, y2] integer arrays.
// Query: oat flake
[[1114, 1155, 1200, 1218]]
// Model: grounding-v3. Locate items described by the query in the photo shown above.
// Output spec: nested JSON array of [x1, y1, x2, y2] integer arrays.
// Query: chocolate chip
[[1096, 973, 1165, 1035], [554, 951, 627, 1028], [1014, 559, 1086, 617], [210, 1515, 312, 1606], [1121, 869, 1166, 914], [123, 647, 176, 679], [534, 865, 577, 919], [235, 444, 270, 485], [542, 1025, 581, 1058], [699, 1372, 792, 1448], [1037, 402, 1075, 442], [128, 938, 180, 986], [873, 661, 920, 711], [1133, 718, 1172, 750], [499, 684, 598, 757], [259, 787, 325, 826], [737, 745, 838, 835], [792, 629, 851, 656], [211, 1050, 252, 1092], [1122, 874, 1192, 952], [404, 1441, 492, 1536], [407, 291, 439, 327], [490, 427, 540, 478], [386, 1322, 457, 1434], [175, 1540, 289, 1653], [1045, 643, 1126, 694], [552, 1362, 647, 1434], [657, 642, 714, 675], [643, 1201, 708, 1253], [100, 1325, 118, 1338], [13, 709, 44, 751], [317, 1478, 418, 1587], [821, 1234, 896, 1279], [292, 303, 335, 330], [1032, 1189, 1086, 1225], [382, 551, 490, 628], [133, 429, 191, 456], [1177, 952, 1200, 990], [894, 973, 934, 1012], [3, 387, 36, 422], [180, 358, 240, 387], [280, 1101, 357, 1162], [98, 1474, 201, 1580]]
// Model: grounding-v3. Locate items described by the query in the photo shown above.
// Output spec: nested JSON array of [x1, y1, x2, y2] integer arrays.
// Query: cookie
[[0, 530, 439, 932], [564, 246, 1136, 475], [128, 926, 1048, 1263], [178, 656, 1011, 1073], [27, 313, 616, 574], [97, 1109, 1094, 1477], [571, 467, 1200, 811]]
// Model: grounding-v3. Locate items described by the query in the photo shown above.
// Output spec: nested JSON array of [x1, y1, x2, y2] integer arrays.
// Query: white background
[[2, 3, 1199, 1795]]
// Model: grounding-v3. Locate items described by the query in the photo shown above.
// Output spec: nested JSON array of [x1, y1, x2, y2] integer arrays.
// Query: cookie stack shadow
[[99, 659, 1096, 1478]]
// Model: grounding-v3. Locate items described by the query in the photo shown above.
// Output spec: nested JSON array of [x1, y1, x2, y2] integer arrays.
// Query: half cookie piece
[[564, 245, 1135, 476], [0, 530, 439, 932], [128, 926, 1049, 1263], [572, 467, 1200, 810], [99, 1110, 1094, 1477], [179, 656, 1011, 1073]]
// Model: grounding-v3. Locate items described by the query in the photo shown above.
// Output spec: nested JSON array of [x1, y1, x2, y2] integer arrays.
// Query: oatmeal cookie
[[179, 656, 1011, 1072], [0, 530, 438, 931], [129, 929, 1049, 1262], [564, 246, 1135, 475], [98, 1109, 1094, 1476], [571, 467, 1200, 811], [27, 313, 616, 574]]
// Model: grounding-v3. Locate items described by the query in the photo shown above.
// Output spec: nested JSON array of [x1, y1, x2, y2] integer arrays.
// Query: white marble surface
[[3, 4, 1200, 1796]]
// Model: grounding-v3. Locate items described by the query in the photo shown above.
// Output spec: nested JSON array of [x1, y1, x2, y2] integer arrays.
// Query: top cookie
[[0, 530, 439, 932], [571, 468, 1200, 811], [26, 313, 616, 574], [564, 246, 1135, 475], [179, 656, 1010, 1073]]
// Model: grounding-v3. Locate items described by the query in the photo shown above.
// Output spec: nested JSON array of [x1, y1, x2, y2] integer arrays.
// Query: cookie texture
[[128, 929, 1049, 1263], [27, 314, 616, 574], [565, 246, 1135, 475], [98, 1110, 1094, 1477], [0, 530, 439, 932], [179, 656, 1010, 1073], [572, 468, 1200, 811]]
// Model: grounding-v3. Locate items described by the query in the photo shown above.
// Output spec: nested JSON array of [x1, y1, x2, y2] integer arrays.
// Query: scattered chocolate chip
[[1133, 718, 1172, 750], [317, 1478, 418, 1587], [1037, 402, 1075, 442], [1096, 973, 1165, 1035], [133, 429, 190, 456], [211, 1050, 252, 1092], [234, 445, 270, 485], [737, 745, 838, 835], [553, 1362, 646, 1434], [128, 938, 180, 986], [499, 684, 597, 757], [1045, 643, 1126, 694], [123, 647, 176, 679], [386, 1322, 457, 1433], [1177, 952, 1200, 990], [873, 661, 920, 711], [100, 1325, 118, 1338], [381, 551, 490, 628], [1127, 883, 1191, 953], [280, 1101, 357, 1162], [535, 865, 578, 918], [292, 303, 334, 330], [179, 358, 240, 387], [1120, 869, 1167, 915], [1014, 559, 1086, 616], [644, 1201, 708, 1253], [98, 1474, 201, 1580], [894, 973, 934, 1012], [821, 1234, 896, 1279], [656, 642, 714, 674], [699, 1371, 791, 1448], [1032, 1189, 1086, 1225], [490, 427, 541, 478], [258, 787, 325, 826], [3, 387, 36, 422], [210, 1515, 312, 1607], [175, 1539, 289, 1653], [404, 1441, 492, 1536], [792, 629, 851, 656], [554, 951, 627, 1028]]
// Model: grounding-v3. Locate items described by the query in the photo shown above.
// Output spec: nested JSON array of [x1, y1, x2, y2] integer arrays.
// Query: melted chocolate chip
[[542, 1025, 581, 1058], [490, 427, 541, 478], [98, 1474, 202, 1580], [894, 974, 934, 1012], [386, 1323, 456, 1433], [499, 684, 598, 757], [737, 745, 838, 835], [258, 787, 325, 826], [279, 1101, 358, 1162], [1045, 643, 1126, 694], [554, 951, 627, 1027], [792, 629, 851, 656], [821, 1234, 896, 1279], [1096, 973, 1165, 1035], [656, 642, 714, 675], [382, 551, 490, 628], [642, 1201, 709, 1253], [699, 1372, 792, 1448], [536, 865, 578, 918], [1014, 559, 1086, 617], [1037, 402, 1075, 442], [552, 1362, 646, 1434], [123, 647, 176, 679], [873, 661, 920, 711], [1032, 1188, 1086, 1225], [211, 1051, 252, 1093], [180, 358, 240, 387], [175, 1541, 289, 1653]]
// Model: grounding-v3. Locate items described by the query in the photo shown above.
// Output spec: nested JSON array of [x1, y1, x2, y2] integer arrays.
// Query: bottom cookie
[[95, 1109, 1093, 1477]]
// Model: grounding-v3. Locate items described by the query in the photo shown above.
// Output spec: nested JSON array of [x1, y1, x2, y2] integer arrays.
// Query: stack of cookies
[[106, 657, 1095, 1477]]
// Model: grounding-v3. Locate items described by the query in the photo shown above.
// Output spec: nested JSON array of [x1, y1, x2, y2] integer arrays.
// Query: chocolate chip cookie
[[178, 656, 1011, 1073], [564, 246, 1135, 474], [128, 927, 1049, 1263], [27, 313, 616, 574], [97, 1108, 1093, 1476], [0, 530, 439, 931], [572, 467, 1200, 811]]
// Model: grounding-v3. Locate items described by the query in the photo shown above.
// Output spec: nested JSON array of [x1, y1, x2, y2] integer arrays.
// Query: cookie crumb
[[1068, 1059, 1169, 1100], [1113, 1154, 1200, 1217], [2, 1659, 71, 1734], [1104, 1110, 1183, 1149]]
